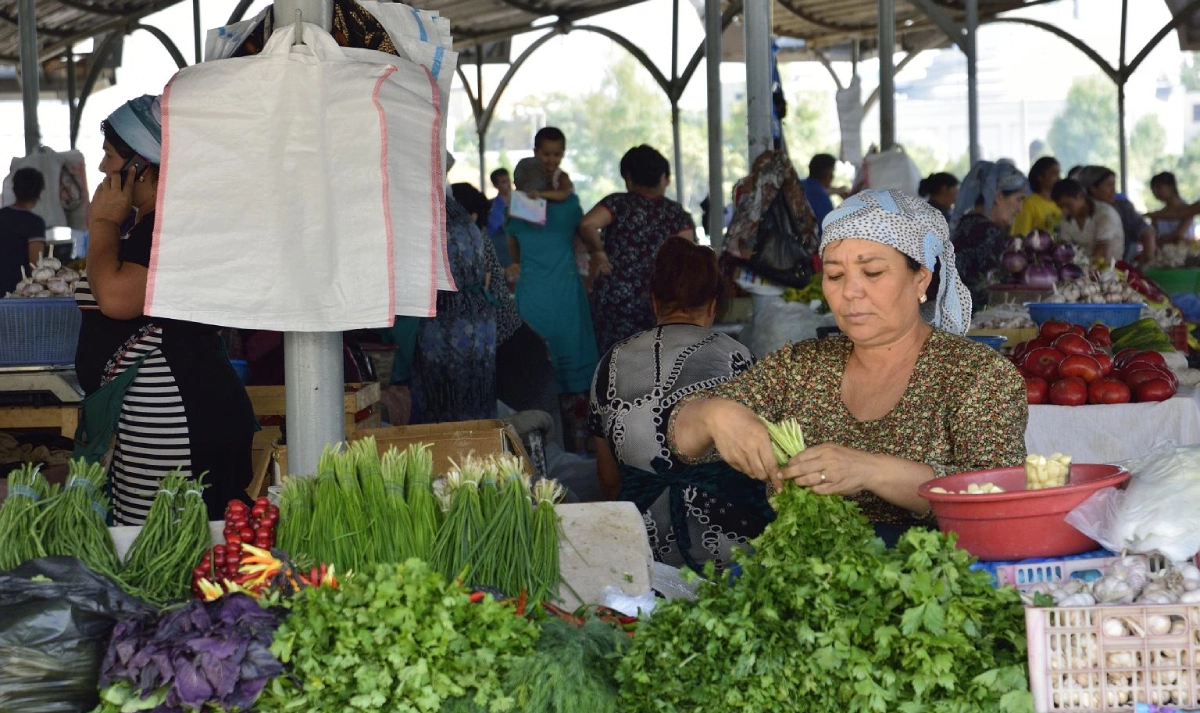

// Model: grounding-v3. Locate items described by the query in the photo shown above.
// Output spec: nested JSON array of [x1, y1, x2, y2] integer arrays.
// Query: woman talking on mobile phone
[[74, 95, 255, 525]]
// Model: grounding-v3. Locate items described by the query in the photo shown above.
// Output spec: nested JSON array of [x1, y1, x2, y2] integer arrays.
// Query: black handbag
[[740, 189, 816, 288]]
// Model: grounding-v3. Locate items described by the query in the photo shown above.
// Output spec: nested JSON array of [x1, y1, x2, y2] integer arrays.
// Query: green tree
[[1129, 113, 1167, 210], [1047, 75, 1118, 172], [1182, 53, 1200, 92]]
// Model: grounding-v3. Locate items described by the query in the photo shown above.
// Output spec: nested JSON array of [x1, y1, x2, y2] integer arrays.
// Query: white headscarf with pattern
[[820, 189, 972, 335]]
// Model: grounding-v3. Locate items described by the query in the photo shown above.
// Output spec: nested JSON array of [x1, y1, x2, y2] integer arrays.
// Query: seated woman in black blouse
[[75, 95, 255, 524], [588, 238, 772, 571]]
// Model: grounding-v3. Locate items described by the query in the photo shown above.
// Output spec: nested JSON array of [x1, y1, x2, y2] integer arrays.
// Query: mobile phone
[[119, 156, 148, 189]]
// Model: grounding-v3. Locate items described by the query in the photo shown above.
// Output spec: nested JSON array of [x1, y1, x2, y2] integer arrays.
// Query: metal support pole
[[18, 0, 40, 155], [273, 0, 343, 478], [670, 0, 685, 203], [477, 50, 487, 190], [966, 0, 980, 165], [705, 0, 724, 249], [1118, 0, 1129, 196], [878, 0, 896, 151], [66, 50, 77, 150], [744, 0, 772, 163], [192, 0, 202, 64]]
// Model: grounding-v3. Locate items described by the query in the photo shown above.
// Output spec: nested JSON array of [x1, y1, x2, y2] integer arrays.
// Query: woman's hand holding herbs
[[781, 443, 879, 496]]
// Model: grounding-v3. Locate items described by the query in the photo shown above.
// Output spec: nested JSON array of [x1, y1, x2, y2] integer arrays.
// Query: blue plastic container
[[1024, 302, 1144, 328], [229, 359, 250, 385], [0, 297, 81, 367], [967, 335, 1007, 351]]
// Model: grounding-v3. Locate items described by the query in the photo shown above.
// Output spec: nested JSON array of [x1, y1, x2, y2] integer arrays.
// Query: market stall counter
[[1026, 386, 1200, 463]]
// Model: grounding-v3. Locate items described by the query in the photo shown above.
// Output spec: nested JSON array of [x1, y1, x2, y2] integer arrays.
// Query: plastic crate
[[1026, 603, 1200, 711], [995, 554, 1168, 591], [1026, 302, 1145, 328], [0, 297, 81, 367]]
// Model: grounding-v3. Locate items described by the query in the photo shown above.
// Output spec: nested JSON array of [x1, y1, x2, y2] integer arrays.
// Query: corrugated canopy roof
[[1, 0, 1197, 66]]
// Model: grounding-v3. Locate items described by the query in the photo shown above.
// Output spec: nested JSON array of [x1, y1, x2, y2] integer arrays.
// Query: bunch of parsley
[[615, 485, 1032, 713], [259, 558, 538, 713]]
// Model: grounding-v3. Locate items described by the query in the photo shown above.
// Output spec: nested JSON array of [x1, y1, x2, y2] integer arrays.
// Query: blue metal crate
[[1024, 302, 1144, 328], [0, 297, 82, 367]]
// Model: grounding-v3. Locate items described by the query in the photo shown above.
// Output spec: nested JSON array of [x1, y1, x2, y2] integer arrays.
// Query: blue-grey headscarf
[[821, 189, 973, 335], [950, 159, 1028, 230], [105, 95, 163, 165]]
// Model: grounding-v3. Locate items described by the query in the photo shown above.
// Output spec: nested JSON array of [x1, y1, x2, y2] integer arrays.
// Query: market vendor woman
[[668, 190, 1027, 543], [74, 95, 255, 525]]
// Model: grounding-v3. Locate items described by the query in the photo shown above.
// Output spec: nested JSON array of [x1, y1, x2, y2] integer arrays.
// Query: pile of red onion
[[1001, 230, 1080, 287]]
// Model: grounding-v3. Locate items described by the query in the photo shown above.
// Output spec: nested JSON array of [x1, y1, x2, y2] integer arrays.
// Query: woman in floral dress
[[580, 145, 695, 356]]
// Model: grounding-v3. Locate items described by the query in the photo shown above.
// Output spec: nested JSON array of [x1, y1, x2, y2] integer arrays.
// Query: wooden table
[[0, 404, 79, 438]]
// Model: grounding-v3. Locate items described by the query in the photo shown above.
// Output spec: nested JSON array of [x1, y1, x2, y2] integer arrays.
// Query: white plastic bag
[[861, 146, 922, 195], [1066, 441, 1200, 561], [746, 296, 836, 359], [149, 22, 442, 330]]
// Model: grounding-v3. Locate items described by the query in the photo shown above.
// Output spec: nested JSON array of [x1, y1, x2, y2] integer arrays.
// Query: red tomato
[[1024, 347, 1066, 381], [1067, 324, 1087, 337], [1135, 378, 1176, 402], [1113, 348, 1141, 367], [1058, 354, 1103, 383], [1039, 320, 1073, 340], [1049, 377, 1089, 406], [1091, 351, 1114, 377], [1125, 351, 1168, 370], [1088, 378, 1131, 405], [1123, 368, 1166, 390], [1087, 324, 1112, 347], [1053, 333, 1095, 356], [1025, 376, 1049, 405], [1026, 337, 1054, 351]]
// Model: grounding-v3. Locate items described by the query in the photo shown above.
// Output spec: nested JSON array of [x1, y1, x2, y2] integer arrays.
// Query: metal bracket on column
[[907, 0, 966, 53]]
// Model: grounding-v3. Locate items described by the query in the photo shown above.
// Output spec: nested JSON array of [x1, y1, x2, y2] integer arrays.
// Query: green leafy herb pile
[[445, 616, 632, 713], [615, 485, 1032, 713], [259, 558, 539, 713], [277, 443, 564, 601]]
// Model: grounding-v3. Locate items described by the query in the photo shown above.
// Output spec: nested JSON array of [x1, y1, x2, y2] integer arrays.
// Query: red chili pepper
[[469, 591, 486, 604], [514, 591, 527, 616]]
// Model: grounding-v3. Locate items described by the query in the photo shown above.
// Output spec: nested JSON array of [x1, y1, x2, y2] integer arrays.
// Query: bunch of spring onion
[[762, 417, 806, 466], [530, 478, 566, 603], [120, 471, 211, 605], [37, 458, 121, 579], [0, 463, 52, 570], [432, 457, 487, 582], [404, 443, 441, 561], [468, 455, 532, 593], [376, 444, 415, 562]]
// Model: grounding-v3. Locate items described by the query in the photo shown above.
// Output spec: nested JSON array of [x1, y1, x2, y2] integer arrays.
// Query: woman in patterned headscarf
[[667, 190, 1027, 544], [947, 160, 1028, 311], [74, 95, 256, 525]]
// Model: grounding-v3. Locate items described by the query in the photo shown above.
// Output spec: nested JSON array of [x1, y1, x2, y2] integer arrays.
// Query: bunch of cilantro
[[258, 558, 538, 713], [615, 485, 1033, 713]]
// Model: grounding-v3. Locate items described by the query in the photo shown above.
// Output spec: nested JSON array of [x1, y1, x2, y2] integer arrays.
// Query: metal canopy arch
[[455, 0, 743, 205], [989, 0, 1200, 193]]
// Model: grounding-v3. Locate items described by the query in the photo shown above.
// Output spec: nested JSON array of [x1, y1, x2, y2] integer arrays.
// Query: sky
[[0, 0, 1188, 213]]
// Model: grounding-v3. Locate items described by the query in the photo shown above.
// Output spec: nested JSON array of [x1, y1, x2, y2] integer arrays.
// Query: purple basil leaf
[[186, 636, 239, 659], [172, 657, 214, 709], [244, 645, 283, 678], [149, 650, 175, 685], [201, 655, 240, 700], [138, 662, 162, 693], [224, 676, 268, 710]]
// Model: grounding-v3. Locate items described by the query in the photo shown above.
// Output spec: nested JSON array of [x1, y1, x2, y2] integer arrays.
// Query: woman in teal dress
[[507, 159, 599, 449]]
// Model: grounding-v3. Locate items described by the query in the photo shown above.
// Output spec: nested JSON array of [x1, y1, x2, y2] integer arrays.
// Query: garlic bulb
[[1092, 574, 1135, 604], [56, 267, 80, 282], [30, 266, 55, 282]]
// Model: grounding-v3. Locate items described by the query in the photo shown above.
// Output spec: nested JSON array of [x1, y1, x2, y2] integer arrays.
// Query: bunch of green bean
[[120, 471, 211, 605], [0, 464, 51, 570], [37, 458, 121, 579]]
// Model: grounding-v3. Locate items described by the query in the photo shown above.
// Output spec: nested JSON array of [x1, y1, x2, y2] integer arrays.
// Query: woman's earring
[[919, 294, 928, 304], [138, 174, 146, 183]]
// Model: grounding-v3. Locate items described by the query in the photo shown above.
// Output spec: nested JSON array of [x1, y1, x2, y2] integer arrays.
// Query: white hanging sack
[[148, 22, 441, 330], [861, 146, 922, 196]]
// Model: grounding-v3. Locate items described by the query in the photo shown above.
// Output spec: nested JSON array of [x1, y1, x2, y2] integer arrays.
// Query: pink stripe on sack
[[145, 75, 177, 315], [423, 67, 452, 316], [373, 66, 398, 319]]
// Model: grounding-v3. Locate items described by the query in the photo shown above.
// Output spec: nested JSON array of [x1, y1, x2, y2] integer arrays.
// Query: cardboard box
[[272, 419, 532, 480]]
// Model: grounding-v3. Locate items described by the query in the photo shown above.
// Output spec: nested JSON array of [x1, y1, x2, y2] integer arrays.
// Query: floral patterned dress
[[589, 192, 695, 356], [410, 198, 498, 423], [667, 330, 1028, 528], [951, 213, 1008, 312]]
